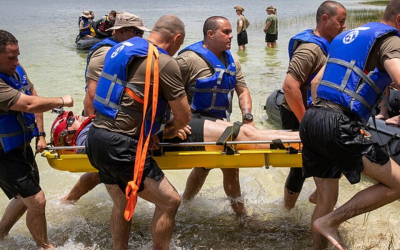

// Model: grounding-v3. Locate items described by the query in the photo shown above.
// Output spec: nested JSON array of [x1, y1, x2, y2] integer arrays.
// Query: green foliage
[[361, 1, 390, 6]]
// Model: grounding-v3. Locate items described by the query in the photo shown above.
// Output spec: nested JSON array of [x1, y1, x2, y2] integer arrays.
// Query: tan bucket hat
[[234, 6, 245, 12], [106, 11, 150, 32], [266, 6, 275, 12], [81, 11, 91, 19]]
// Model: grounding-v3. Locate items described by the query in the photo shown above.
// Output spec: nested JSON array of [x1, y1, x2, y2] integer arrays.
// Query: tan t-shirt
[[94, 52, 186, 137], [86, 46, 112, 82], [365, 34, 400, 71], [282, 42, 327, 111], [237, 15, 249, 33], [0, 67, 33, 112], [176, 49, 248, 106]]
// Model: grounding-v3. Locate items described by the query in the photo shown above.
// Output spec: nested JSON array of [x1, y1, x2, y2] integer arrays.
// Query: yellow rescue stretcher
[[42, 140, 302, 172]]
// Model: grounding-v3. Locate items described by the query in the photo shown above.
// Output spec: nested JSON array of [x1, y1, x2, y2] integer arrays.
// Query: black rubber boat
[[75, 36, 104, 50]]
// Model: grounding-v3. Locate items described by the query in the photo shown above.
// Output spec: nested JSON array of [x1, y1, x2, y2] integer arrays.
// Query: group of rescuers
[[78, 10, 118, 39], [2, 0, 400, 249]]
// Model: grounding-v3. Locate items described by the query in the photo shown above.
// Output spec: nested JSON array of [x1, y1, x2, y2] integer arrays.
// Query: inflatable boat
[[75, 36, 105, 50], [42, 141, 303, 172], [264, 89, 400, 164]]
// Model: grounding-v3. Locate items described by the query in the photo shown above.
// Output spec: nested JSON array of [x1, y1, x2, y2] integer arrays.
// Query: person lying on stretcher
[[49, 110, 301, 202], [50, 110, 301, 152]]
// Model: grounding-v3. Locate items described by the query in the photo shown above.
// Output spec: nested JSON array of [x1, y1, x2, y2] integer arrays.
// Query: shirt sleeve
[[233, 56, 248, 88], [287, 43, 326, 84], [159, 55, 186, 101], [0, 79, 21, 112], [86, 47, 111, 82], [380, 35, 400, 66]]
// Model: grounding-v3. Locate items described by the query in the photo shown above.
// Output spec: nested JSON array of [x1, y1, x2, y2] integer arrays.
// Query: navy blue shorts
[[85, 126, 164, 193], [300, 106, 389, 184], [0, 146, 41, 199]]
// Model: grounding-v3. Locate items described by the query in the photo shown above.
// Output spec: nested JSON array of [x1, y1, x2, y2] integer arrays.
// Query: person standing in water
[[234, 6, 250, 51], [264, 6, 278, 48]]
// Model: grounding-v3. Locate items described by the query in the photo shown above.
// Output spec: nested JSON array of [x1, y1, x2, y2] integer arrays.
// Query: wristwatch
[[243, 113, 253, 121], [38, 132, 46, 138]]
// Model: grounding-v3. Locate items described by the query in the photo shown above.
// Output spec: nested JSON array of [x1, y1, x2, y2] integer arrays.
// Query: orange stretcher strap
[[125, 87, 144, 104], [124, 43, 160, 221]]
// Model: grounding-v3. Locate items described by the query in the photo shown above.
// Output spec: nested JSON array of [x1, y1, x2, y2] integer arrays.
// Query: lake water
[[1, 0, 399, 249]]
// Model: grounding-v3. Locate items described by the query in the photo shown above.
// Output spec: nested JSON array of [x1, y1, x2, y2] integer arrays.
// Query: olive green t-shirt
[[94, 51, 186, 137], [0, 67, 33, 112], [176, 49, 248, 106], [86, 46, 112, 82], [266, 14, 278, 35], [282, 42, 327, 110]]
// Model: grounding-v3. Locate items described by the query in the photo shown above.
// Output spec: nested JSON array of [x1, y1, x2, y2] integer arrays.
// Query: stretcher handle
[[158, 140, 302, 147], [45, 140, 302, 151], [45, 146, 85, 150]]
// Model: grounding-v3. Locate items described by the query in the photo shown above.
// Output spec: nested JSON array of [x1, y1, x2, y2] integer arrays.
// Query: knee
[[166, 193, 181, 214], [285, 168, 305, 193], [222, 168, 239, 178], [28, 192, 47, 211], [193, 168, 211, 178]]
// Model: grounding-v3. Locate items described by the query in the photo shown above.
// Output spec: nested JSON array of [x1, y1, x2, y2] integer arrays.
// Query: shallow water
[[1, 0, 399, 249]]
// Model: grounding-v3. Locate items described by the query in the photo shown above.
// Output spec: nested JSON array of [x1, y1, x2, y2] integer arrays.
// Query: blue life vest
[[288, 29, 330, 107], [179, 41, 236, 120], [317, 22, 399, 122], [0, 65, 38, 153], [79, 17, 91, 37], [85, 38, 118, 85], [93, 37, 169, 136]]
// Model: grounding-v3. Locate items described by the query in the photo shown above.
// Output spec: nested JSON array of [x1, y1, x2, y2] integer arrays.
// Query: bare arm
[[84, 77, 97, 116], [235, 84, 253, 125], [282, 74, 305, 122], [30, 88, 46, 152], [10, 94, 73, 113], [237, 20, 243, 34], [384, 58, 400, 88], [163, 95, 191, 139], [310, 65, 325, 102], [264, 21, 271, 33]]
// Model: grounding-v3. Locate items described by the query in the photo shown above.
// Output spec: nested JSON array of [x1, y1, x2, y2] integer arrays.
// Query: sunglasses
[[67, 116, 75, 127], [125, 28, 144, 37]]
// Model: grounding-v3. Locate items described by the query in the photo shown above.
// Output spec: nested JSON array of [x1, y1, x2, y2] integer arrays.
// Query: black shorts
[[300, 106, 389, 184], [237, 30, 248, 46], [0, 146, 41, 199], [265, 33, 277, 43], [160, 114, 216, 152], [85, 126, 164, 193], [280, 106, 300, 130]]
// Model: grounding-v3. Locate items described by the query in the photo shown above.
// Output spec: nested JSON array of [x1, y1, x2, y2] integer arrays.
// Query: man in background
[[264, 6, 278, 48], [234, 6, 250, 51]]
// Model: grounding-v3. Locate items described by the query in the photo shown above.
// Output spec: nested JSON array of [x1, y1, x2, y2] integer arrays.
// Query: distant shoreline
[[362, 0, 390, 6]]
